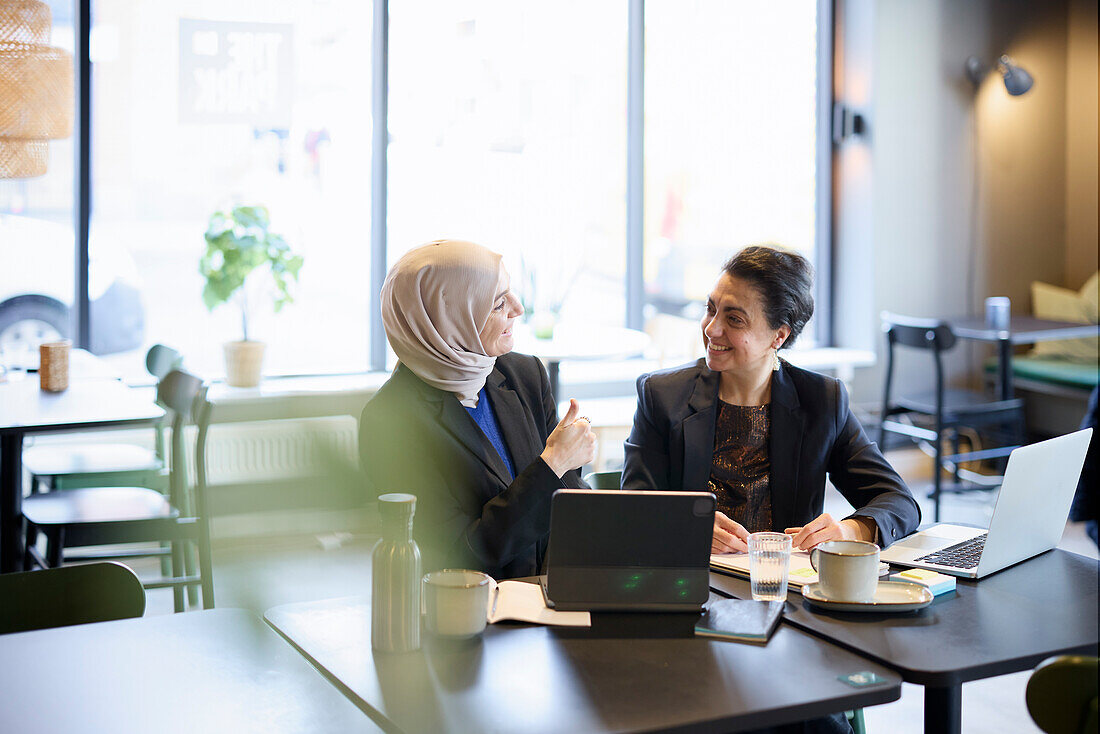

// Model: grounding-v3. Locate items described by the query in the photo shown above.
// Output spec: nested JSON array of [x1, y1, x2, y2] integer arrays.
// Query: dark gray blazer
[[622, 359, 920, 546], [359, 351, 584, 579]]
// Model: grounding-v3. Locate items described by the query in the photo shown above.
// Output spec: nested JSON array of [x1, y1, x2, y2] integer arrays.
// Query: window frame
[[69, 0, 836, 373]]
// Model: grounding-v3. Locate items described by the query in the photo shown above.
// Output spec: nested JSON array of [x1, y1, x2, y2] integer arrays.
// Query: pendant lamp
[[0, 0, 74, 178]]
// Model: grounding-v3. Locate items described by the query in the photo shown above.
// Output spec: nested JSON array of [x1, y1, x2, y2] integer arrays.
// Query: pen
[[490, 584, 500, 619]]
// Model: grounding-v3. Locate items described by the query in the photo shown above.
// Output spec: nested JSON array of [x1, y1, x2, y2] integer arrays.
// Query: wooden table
[[265, 594, 901, 733], [950, 316, 1099, 401], [710, 550, 1100, 734], [0, 608, 378, 733], [0, 377, 164, 572]]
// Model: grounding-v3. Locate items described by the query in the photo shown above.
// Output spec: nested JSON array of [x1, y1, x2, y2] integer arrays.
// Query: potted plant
[[199, 205, 303, 387]]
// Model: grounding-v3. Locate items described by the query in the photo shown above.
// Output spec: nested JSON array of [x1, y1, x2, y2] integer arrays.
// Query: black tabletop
[[0, 608, 378, 733], [710, 549, 1100, 686], [950, 316, 1099, 344], [265, 594, 901, 734]]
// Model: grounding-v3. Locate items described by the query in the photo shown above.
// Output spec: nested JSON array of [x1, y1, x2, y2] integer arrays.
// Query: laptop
[[540, 489, 716, 612], [880, 428, 1092, 579]]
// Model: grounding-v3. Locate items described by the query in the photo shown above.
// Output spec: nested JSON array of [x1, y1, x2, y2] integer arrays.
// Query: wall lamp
[[965, 54, 1034, 96]]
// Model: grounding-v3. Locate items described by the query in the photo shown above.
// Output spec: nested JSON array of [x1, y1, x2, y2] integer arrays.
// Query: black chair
[[1026, 655, 1099, 734], [22, 344, 183, 493], [0, 562, 146, 635], [878, 312, 1025, 521], [22, 369, 215, 612]]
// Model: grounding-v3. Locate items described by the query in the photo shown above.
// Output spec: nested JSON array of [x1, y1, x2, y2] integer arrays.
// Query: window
[[0, 0, 75, 370], [643, 0, 821, 347], [90, 0, 372, 380], [49, 0, 830, 380], [388, 0, 627, 329]]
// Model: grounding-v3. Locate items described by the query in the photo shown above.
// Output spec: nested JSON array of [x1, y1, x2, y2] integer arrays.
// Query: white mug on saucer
[[810, 540, 881, 603], [422, 569, 497, 638]]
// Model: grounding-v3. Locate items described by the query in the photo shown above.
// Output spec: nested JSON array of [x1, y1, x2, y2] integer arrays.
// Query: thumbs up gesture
[[540, 399, 598, 478]]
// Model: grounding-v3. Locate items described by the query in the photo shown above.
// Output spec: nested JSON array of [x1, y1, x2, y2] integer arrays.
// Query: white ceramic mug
[[422, 569, 497, 638], [810, 540, 881, 602]]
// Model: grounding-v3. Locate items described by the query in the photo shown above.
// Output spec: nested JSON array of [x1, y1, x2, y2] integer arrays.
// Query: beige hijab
[[381, 239, 503, 404]]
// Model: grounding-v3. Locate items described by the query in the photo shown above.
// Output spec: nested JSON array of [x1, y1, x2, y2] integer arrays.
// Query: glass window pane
[[0, 0, 75, 371], [388, 1, 627, 335], [90, 0, 372, 381], [645, 0, 819, 352]]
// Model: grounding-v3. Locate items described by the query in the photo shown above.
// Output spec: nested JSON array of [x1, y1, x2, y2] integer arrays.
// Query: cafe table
[[264, 592, 902, 733], [0, 375, 164, 572], [949, 315, 1099, 401], [710, 550, 1100, 734], [0, 607, 379, 733], [513, 323, 650, 401]]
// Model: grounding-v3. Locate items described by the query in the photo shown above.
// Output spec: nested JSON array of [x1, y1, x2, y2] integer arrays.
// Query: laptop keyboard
[[915, 533, 988, 570]]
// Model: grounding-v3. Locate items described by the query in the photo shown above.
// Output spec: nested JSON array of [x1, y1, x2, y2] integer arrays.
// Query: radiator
[[183, 416, 361, 488]]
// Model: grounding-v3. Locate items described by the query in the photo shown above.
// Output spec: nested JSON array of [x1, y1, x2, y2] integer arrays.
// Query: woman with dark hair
[[623, 245, 919, 553], [360, 240, 596, 579]]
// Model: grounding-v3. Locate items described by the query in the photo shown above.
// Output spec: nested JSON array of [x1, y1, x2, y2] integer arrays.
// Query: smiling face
[[701, 273, 791, 375], [478, 266, 525, 357]]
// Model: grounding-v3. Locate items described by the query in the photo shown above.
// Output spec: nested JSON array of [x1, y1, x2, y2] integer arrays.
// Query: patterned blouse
[[707, 401, 773, 533]]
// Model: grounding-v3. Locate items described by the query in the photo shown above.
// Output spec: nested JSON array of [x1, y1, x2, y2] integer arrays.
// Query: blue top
[[465, 388, 516, 479]]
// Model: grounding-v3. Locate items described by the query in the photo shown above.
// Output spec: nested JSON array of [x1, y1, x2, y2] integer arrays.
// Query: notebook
[[540, 489, 716, 612], [695, 598, 784, 644], [880, 428, 1092, 579]]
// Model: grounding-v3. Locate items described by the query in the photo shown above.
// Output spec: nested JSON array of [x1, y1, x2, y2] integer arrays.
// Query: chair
[[22, 369, 215, 612], [0, 562, 145, 635], [878, 313, 1025, 521], [22, 344, 183, 493], [583, 470, 622, 489], [1026, 655, 1099, 734]]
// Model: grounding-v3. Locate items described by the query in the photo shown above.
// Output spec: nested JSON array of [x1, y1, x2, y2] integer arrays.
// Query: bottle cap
[[378, 493, 416, 518]]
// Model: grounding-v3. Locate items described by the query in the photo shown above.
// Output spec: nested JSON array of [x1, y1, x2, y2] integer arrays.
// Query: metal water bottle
[[372, 493, 421, 652]]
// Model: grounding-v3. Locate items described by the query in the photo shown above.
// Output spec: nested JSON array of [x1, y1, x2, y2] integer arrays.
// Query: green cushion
[[986, 357, 1099, 390]]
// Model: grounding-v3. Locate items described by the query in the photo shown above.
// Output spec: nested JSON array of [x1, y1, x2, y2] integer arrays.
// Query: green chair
[[23, 369, 216, 612], [0, 562, 145, 635], [582, 470, 622, 489], [22, 344, 184, 493], [1026, 655, 1099, 734]]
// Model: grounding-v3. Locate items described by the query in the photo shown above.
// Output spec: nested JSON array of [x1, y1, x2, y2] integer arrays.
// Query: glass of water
[[748, 531, 793, 602]]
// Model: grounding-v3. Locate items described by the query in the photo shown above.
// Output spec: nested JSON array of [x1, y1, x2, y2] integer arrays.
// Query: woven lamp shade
[[0, 0, 74, 178]]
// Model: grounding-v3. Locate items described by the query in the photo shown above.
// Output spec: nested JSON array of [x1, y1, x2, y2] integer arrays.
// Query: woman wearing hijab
[[360, 240, 596, 580], [623, 245, 919, 555]]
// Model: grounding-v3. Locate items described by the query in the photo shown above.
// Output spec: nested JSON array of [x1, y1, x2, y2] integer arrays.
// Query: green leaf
[[199, 204, 303, 336]]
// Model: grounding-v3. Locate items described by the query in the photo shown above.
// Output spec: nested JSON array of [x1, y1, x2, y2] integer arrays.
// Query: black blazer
[[359, 351, 584, 579], [622, 359, 920, 546]]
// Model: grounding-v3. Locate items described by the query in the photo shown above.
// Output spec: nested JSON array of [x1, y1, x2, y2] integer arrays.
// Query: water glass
[[748, 531, 792, 602]]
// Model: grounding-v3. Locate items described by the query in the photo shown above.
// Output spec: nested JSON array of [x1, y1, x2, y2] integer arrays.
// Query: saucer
[[802, 581, 934, 613]]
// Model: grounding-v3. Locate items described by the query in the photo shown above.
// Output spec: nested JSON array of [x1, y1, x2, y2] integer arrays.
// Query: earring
[[772, 347, 781, 371]]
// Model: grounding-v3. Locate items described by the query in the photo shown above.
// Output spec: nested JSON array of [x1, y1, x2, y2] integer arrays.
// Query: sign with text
[[178, 19, 293, 127]]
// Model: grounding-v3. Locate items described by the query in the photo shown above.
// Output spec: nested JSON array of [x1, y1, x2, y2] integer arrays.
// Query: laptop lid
[[880, 428, 1092, 578], [975, 427, 1092, 577], [543, 489, 716, 612]]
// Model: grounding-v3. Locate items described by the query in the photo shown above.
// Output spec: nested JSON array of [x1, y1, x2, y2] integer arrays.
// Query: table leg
[[997, 338, 1013, 401], [1, 431, 25, 573], [924, 683, 962, 734], [547, 360, 560, 404]]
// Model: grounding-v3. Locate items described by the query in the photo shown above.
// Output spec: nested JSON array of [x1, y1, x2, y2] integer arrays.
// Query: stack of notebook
[[694, 598, 784, 644]]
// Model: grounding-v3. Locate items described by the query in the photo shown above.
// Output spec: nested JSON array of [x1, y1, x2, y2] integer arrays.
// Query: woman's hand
[[784, 513, 876, 551], [712, 512, 750, 553], [540, 399, 597, 478]]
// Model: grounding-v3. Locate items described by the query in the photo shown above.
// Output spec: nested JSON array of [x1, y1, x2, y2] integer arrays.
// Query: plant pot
[[223, 340, 265, 387]]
